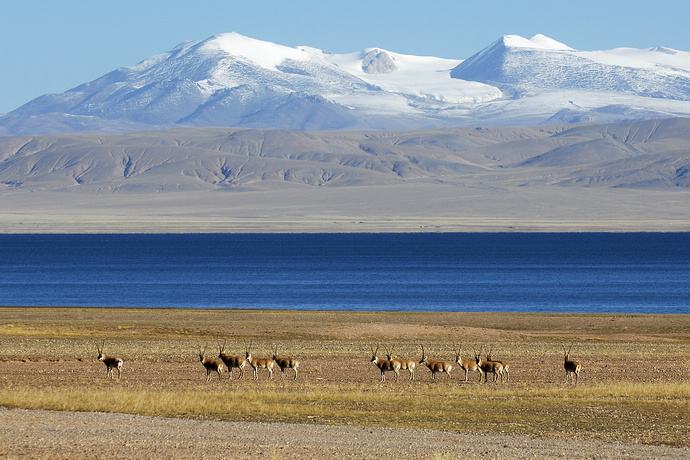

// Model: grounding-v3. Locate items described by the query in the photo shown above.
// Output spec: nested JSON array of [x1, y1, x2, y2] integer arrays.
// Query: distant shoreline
[[3, 304, 690, 312], [1, 220, 690, 234], [2, 306, 689, 316]]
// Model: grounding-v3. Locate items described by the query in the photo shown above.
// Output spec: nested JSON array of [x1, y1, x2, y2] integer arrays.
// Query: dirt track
[[1, 408, 688, 460]]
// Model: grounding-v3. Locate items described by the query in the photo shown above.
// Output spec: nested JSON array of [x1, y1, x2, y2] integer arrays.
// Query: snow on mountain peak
[[3, 31, 690, 135], [650, 46, 679, 55], [198, 32, 310, 70], [501, 34, 574, 51], [529, 34, 574, 51]]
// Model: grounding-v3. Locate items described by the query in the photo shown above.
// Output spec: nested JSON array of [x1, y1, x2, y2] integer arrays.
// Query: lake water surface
[[0, 233, 688, 313]]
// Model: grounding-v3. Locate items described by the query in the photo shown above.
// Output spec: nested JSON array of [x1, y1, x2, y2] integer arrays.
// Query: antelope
[[475, 347, 504, 384], [245, 341, 274, 381], [562, 345, 582, 384], [454, 346, 484, 383], [217, 340, 246, 380], [486, 349, 510, 383], [271, 344, 300, 382], [418, 344, 453, 380], [385, 345, 416, 381], [370, 344, 401, 382], [199, 346, 224, 382], [96, 341, 123, 379]]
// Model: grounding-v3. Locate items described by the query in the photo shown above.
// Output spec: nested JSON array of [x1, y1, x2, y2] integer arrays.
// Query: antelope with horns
[[454, 346, 484, 383], [475, 346, 504, 384], [562, 345, 582, 384], [199, 346, 225, 382], [385, 345, 416, 381], [486, 349, 510, 383], [245, 341, 275, 381], [370, 344, 401, 382], [271, 344, 300, 382], [96, 341, 123, 379], [418, 344, 453, 380], [218, 340, 246, 380]]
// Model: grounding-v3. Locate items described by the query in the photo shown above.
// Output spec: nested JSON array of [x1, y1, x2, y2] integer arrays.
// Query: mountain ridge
[[1, 117, 688, 193], [1, 32, 690, 135]]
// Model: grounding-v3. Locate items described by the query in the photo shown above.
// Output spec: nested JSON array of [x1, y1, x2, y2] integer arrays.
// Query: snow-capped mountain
[[1, 32, 690, 135], [452, 34, 690, 100]]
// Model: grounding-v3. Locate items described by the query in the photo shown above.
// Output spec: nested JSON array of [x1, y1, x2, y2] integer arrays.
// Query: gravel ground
[[0, 408, 688, 460]]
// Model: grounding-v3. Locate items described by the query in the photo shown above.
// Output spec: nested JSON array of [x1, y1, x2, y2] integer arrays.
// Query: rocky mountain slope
[[1, 118, 688, 193]]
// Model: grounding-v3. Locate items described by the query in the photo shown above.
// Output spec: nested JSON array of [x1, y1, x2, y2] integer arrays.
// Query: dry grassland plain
[[0, 308, 688, 458]]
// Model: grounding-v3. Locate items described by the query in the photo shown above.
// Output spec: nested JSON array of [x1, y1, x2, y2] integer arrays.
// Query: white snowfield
[[317, 47, 501, 106], [1, 32, 690, 135], [500, 34, 574, 51]]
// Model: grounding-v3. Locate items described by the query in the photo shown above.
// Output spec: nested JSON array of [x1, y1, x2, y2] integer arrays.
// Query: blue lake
[[0, 233, 688, 313]]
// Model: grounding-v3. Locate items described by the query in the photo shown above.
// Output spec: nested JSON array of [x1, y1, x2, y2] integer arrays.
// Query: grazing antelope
[[96, 341, 123, 379], [418, 344, 453, 380], [370, 344, 401, 382], [562, 345, 582, 384], [385, 345, 416, 381], [245, 341, 275, 381], [486, 349, 510, 383], [199, 346, 224, 382], [218, 340, 246, 380], [476, 347, 504, 384], [454, 346, 484, 383], [271, 344, 300, 382]]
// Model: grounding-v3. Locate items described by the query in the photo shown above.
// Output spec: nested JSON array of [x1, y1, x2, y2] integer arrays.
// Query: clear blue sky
[[1, 0, 689, 113]]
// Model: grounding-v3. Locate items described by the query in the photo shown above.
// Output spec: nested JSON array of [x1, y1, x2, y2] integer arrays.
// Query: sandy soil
[[1, 185, 690, 233], [1, 407, 688, 460]]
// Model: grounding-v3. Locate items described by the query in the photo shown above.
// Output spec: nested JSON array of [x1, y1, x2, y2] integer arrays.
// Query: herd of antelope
[[197, 340, 300, 382], [96, 341, 582, 385], [370, 344, 513, 383]]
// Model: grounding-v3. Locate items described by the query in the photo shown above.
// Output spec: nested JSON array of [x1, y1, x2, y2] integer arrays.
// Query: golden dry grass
[[0, 383, 687, 446], [0, 307, 689, 447]]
